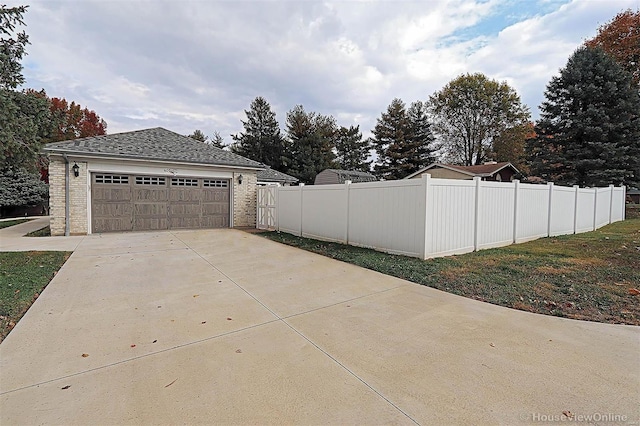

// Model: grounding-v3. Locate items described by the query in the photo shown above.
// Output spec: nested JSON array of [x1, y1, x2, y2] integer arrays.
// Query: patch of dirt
[[561, 257, 606, 267], [439, 267, 470, 281], [536, 265, 572, 275], [534, 281, 557, 299]]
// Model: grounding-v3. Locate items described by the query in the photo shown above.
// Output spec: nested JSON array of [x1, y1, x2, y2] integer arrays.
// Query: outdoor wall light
[[238, 174, 243, 185], [72, 162, 80, 177]]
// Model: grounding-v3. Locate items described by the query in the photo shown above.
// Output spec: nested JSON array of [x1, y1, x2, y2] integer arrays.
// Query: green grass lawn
[[263, 219, 640, 325], [26, 225, 51, 237], [0, 251, 71, 342], [0, 219, 31, 229]]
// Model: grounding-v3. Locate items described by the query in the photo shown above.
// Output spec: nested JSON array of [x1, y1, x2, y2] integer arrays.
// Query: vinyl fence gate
[[257, 186, 277, 230]]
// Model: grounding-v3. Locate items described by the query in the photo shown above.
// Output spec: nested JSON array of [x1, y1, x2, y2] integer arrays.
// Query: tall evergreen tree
[[371, 99, 437, 180], [0, 5, 49, 210], [188, 129, 207, 142], [371, 98, 408, 180], [334, 125, 371, 172], [405, 101, 437, 175], [284, 105, 337, 184], [211, 131, 225, 148], [231, 96, 284, 169], [528, 47, 640, 187], [1, 5, 29, 90]]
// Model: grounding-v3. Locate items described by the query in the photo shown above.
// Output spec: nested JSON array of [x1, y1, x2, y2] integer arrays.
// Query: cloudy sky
[[16, 0, 638, 144]]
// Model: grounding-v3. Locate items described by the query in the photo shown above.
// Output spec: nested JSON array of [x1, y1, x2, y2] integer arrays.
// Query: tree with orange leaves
[[47, 96, 107, 142], [585, 9, 640, 85]]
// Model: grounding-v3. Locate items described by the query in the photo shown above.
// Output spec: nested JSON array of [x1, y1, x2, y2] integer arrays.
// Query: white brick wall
[[48, 157, 88, 236], [69, 161, 88, 234], [233, 171, 257, 227], [48, 157, 66, 236]]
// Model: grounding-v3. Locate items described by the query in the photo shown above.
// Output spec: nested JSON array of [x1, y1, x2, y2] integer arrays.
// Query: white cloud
[[18, 0, 638, 142]]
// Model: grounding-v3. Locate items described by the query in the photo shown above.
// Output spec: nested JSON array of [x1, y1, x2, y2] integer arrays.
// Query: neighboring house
[[627, 189, 640, 204], [42, 127, 265, 236], [405, 162, 520, 182], [257, 167, 298, 186], [314, 169, 377, 185]]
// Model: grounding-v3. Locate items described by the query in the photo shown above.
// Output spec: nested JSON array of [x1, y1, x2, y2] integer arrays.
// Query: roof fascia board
[[403, 163, 440, 179], [45, 151, 264, 171]]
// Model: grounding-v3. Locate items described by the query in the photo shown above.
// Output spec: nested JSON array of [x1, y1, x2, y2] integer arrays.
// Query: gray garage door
[[91, 174, 230, 233]]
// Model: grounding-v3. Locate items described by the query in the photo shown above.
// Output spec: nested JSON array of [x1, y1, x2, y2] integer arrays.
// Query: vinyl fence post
[[592, 187, 598, 231], [344, 180, 351, 244], [473, 177, 481, 252], [547, 182, 554, 237], [512, 179, 519, 243], [421, 174, 431, 259], [622, 185, 626, 221], [299, 183, 304, 237], [275, 186, 280, 232], [608, 184, 614, 224], [572, 185, 579, 234]]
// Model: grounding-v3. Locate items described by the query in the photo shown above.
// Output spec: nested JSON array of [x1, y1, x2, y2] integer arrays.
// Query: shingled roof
[[257, 167, 298, 184], [315, 169, 377, 184], [444, 162, 517, 176], [404, 162, 519, 179], [42, 127, 265, 169]]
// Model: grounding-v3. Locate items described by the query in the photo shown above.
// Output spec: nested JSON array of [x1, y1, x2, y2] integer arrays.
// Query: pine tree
[[211, 131, 225, 148], [371, 99, 437, 179], [404, 101, 437, 175], [188, 129, 207, 142], [231, 96, 284, 169], [284, 105, 337, 184], [371, 98, 408, 180], [529, 47, 640, 187], [1, 5, 29, 90], [334, 125, 371, 172]]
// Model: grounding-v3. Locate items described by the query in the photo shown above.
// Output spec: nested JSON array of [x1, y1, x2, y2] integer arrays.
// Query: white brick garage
[[43, 128, 264, 236]]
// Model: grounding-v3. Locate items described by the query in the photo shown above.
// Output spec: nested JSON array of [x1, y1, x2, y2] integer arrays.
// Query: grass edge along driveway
[[263, 219, 640, 326], [0, 251, 71, 342]]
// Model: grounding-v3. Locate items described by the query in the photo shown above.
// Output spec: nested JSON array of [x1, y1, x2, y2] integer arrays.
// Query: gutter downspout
[[62, 154, 70, 236]]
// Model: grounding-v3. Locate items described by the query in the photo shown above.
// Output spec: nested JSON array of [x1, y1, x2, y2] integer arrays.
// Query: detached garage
[[43, 127, 264, 236]]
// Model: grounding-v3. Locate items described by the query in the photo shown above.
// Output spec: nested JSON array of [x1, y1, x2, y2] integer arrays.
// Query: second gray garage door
[[92, 174, 230, 233]]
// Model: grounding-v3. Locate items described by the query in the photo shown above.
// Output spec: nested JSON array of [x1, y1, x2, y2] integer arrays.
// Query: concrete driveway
[[1, 224, 638, 425]]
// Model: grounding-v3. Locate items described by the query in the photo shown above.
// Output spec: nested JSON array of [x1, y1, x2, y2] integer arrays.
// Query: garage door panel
[[92, 174, 230, 232], [93, 203, 133, 217], [201, 215, 229, 228], [169, 203, 200, 215], [93, 217, 133, 233], [134, 203, 167, 216], [202, 189, 228, 202], [134, 217, 169, 231], [202, 203, 227, 215], [91, 175, 133, 233], [170, 190, 201, 202], [93, 187, 132, 202], [170, 216, 202, 229], [135, 188, 169, 202]]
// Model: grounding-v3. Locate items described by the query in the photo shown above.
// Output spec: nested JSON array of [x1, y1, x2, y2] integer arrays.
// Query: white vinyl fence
[[257, 175, 626, 259]]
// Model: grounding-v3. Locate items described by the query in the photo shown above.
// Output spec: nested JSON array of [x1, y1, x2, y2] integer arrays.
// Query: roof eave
[[43, 149, 265, 171]]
